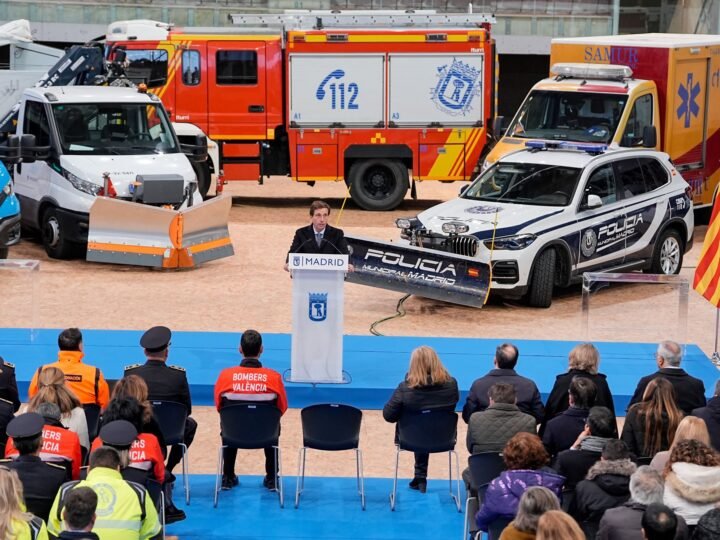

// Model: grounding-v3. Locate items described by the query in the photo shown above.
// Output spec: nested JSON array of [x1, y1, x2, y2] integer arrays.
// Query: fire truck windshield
[[506, 90, 628, 144], [53, 103, 179, 156]]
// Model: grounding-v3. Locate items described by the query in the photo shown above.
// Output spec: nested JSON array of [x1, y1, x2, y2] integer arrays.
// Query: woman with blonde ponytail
[[26, 367, 89, 449], [0, 466, 49, 539]]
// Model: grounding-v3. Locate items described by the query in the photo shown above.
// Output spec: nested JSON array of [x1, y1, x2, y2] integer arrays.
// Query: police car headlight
[[484, 233, 537, 250], [62, 168, 101, 196], [442, 222, 470, 234], [395, 217, 419, 230]]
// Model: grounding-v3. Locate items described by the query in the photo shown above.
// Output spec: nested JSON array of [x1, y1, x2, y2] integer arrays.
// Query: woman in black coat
[[383, 345, 459, 493], [541, 343, 616, 436]]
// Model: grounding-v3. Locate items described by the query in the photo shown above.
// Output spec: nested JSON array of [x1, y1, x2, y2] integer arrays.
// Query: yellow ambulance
[[485, 34, 720, 208]]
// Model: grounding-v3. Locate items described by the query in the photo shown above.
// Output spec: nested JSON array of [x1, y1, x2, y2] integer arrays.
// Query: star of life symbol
[[431, 59, 481, 116], [308, 292, 328, 322], [677, 73, 701, 129]]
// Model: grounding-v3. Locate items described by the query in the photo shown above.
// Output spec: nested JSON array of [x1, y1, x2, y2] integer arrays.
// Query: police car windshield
[[52, 103, 179, 155], [463, 162, 581, 206], [507, 91, 627, 144]]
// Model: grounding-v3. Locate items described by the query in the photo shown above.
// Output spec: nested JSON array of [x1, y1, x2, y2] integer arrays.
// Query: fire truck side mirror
[[493, 116, 507, 138], [181, 134, 208, 163]]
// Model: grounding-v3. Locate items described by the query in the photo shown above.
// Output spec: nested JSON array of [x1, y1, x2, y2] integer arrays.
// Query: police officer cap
[[99, 420, 138, 449], [6, 413, 44, 440], [140, 326, 171, 353]]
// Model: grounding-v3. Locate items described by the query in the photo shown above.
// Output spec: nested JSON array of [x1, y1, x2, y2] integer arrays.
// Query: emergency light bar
[[525, 141, 607, 154], [551, 63, 633, 81]]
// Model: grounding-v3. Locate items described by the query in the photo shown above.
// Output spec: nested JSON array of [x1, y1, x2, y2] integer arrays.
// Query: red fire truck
[[105, 12, 496, 210]]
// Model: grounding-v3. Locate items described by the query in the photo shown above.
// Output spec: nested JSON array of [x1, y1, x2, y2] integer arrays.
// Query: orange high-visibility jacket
[[28, 351, 110, 408], [91, 432, 165, 483], [214, 362, 288, 414]]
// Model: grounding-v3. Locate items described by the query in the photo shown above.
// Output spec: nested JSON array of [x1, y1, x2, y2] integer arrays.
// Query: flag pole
[[714, 308, 720, 368]]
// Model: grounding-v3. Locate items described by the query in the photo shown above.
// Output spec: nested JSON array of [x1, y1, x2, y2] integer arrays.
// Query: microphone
[[286, 235, 320, 262]]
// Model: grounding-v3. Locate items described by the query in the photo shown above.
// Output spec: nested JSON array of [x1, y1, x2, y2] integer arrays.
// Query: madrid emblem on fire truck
[[431, 58, 481, 116]]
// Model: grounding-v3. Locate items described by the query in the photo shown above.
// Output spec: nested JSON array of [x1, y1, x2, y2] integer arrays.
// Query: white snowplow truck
[[11, 85, 234, 268]]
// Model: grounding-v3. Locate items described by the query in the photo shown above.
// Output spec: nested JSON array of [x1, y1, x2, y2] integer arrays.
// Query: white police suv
[[396, 142, 694, 307]]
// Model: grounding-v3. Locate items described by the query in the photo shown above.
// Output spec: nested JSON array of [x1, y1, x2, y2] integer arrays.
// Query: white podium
[[287, 253, 348, 383]]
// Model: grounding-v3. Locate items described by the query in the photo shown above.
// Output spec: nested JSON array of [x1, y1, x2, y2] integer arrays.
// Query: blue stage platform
[[166, 474, 464, 540], [1, 329, 716, 412]]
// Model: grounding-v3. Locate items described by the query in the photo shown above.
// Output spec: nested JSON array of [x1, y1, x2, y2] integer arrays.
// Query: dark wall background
[[497, 54, 550, 119]]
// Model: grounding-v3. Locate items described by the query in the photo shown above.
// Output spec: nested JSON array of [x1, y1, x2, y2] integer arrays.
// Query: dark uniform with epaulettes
[[3, 413, 68, 522], [124, 326, 196, 473], [0, 357, 19, 458]]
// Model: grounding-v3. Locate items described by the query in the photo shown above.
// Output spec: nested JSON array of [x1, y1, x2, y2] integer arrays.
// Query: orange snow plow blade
[[86, 195, 233, 268]]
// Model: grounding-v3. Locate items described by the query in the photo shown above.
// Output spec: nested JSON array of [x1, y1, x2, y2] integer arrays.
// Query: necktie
[[315, 232, 322, 247]]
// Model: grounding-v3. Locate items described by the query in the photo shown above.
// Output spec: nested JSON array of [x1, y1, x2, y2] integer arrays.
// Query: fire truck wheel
[[348, 159, 408, 211], [526, 248, 556, 308], [41, 207, 77, 260], [193, 161, 211, 199]]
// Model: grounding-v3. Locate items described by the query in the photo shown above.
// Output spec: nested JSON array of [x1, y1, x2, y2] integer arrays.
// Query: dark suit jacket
[[462, 369, 544, 423], [627, 368, 706, 415], [542, 407, 589, 457], [692, 397, 720, 451], [287, 224, 349, 259]]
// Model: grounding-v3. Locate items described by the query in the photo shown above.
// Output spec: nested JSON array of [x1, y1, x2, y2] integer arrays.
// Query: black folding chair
[[213, 404, 283, 508], [390, 409, 461, 511], [83, 404, 101, 444], [296, 404, 364, 509], [488, 516, 513, 540], [152, 400, 190, 504], [636, 456, 653, 466], [462, 452, 505, 540]]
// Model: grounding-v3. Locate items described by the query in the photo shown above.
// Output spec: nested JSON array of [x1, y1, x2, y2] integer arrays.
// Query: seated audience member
[[475, 433, 564, 532], [535, 510, 585, 540], [598, 466, 688, 540], [553, 406, 617, 493], [92, 399, 165, 483], [498, 486, 560, 540], [0, 356, 21, 411], [26, 367, 89, 450], [0, 466, 48, 540], [28, 328, 110, 409], [383, 345, 459, 494], [572, 439, 636, 539], [58, 486, 98, 540], [214, 329, 287, 492], [109, 376, 166, 453], [642, 503, 680, 540], [663, 439, 720, 526], [463, 343, 544, 424], [541, 343, 615, 435], [650, 417, 710, 472], [543, 377, 597, 457], [2, 413, 67, 522], [622, 378, 683, 459], [693, 508, 720, 540], [691, 379, 720, 451], [7, 403, 82, 480], [628, 341, 705, 415], [48, 447, 160, 540]]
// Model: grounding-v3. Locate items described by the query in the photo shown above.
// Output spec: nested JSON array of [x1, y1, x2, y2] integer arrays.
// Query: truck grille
[[446, 235, 479, 257]]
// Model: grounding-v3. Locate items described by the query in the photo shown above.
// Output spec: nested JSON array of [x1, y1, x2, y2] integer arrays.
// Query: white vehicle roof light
[[525, 140, 607, 155], [551, 63, 633, 81]]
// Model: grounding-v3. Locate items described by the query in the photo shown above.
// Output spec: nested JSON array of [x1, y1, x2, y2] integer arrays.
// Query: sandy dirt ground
[[2, 177, 715, 478]]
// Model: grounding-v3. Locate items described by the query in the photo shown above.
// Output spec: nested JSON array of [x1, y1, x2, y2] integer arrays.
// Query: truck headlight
[[62, 169, 101, 196], [442, 222, 470, 234], [395, 217, 419, 230], [483, 234, 536, 250]]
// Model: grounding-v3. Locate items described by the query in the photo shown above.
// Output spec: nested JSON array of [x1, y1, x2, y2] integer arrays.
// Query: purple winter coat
[[475, 469, 565, 531]]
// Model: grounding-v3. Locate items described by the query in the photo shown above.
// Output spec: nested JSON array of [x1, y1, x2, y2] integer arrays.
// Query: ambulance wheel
[[649, 228, 683, 275], [0, 247, 7, 259], [193, 161, 211, 199], [348, 159, 408, 211], [41, 207, 75, 260], [527, 248, 556, 308]]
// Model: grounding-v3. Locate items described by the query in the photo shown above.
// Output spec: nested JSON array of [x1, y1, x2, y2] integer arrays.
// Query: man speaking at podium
[[284, 200, 351, 271]]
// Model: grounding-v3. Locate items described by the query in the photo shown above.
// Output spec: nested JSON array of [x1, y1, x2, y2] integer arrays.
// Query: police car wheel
[[527, 248, 556, 308], [650, 228, 683, 275], [348, 159, 409, 211], [41, 207, 75, 260]]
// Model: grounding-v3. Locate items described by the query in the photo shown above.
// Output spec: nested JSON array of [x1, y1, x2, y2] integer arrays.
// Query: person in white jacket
[[663, 439, 720, 526]]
